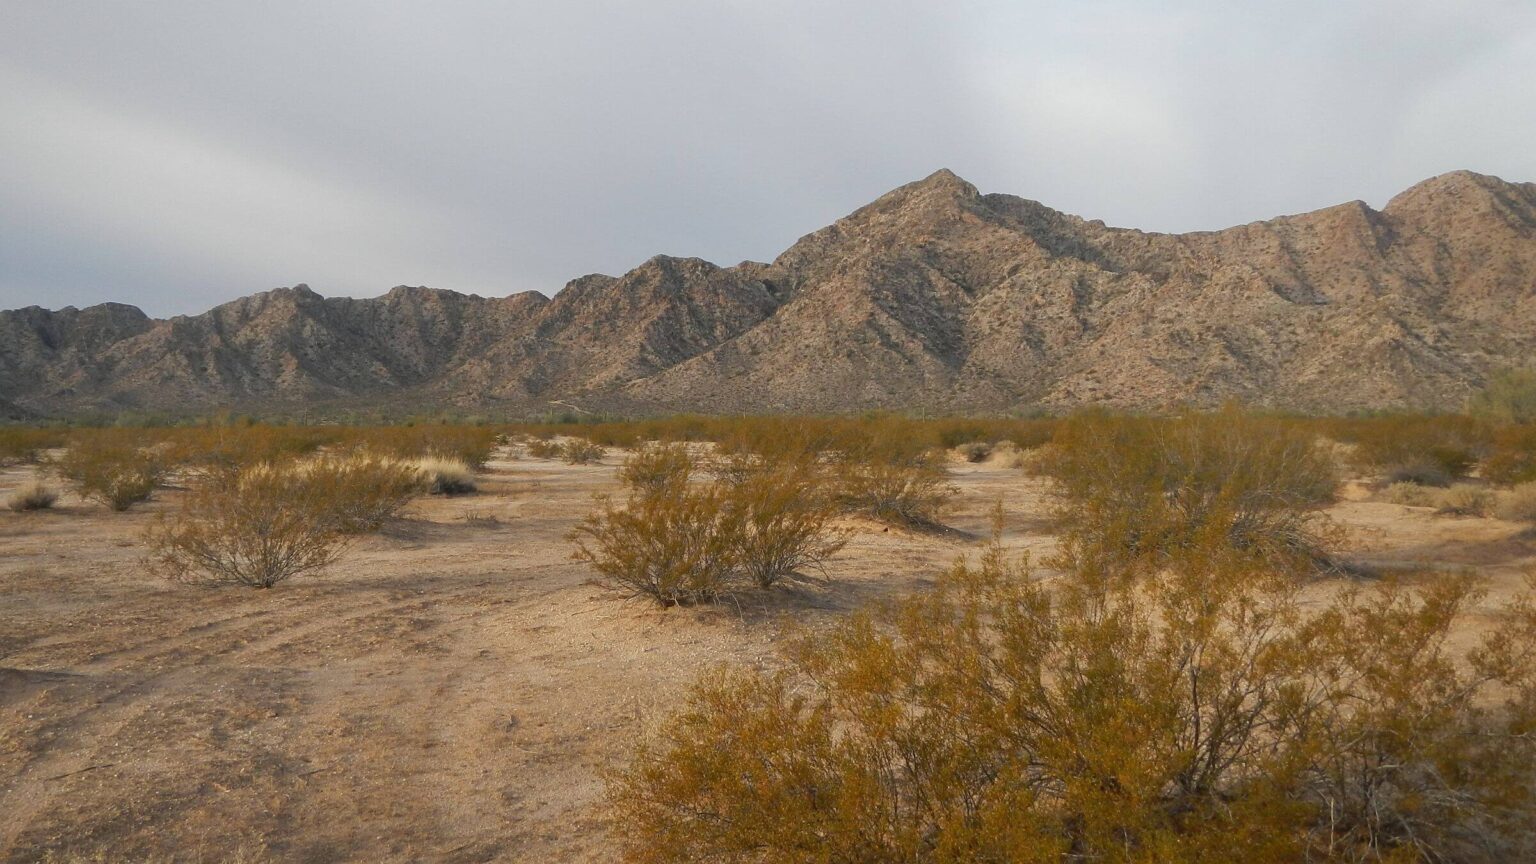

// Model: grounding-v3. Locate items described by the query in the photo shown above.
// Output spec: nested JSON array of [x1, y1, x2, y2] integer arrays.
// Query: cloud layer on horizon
[[3, 1, 1534, 316]]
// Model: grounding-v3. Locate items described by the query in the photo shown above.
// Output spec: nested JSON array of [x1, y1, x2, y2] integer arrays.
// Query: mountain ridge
[[4, 169, 1534, 418]]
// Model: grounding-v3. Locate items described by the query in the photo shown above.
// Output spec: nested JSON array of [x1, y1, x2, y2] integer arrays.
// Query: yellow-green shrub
[[52, 432, 166, 511], [146, 463, 352, 588], [610, 541, 1536, 862], [1037, 408, 1340, 574]]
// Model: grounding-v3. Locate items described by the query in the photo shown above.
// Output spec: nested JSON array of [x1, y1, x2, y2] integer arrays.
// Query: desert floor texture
[[2, 448, 1533, 863]]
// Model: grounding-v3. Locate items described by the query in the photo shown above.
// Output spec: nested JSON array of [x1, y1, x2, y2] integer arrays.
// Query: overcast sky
[[3, 1, 1534, 317]]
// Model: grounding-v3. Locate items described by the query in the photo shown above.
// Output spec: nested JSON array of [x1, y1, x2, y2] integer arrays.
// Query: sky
[[3, 0, 1535, 317]]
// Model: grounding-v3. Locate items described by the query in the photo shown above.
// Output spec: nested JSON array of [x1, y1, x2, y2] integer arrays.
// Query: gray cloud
[[3, 0, 1534, 316]]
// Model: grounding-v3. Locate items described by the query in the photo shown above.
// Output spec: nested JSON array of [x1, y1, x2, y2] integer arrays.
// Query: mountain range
[[3, 169, 1534, 419]]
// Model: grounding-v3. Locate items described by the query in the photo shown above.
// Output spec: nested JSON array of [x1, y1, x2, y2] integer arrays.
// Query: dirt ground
[[2, 451, 1532, 863]]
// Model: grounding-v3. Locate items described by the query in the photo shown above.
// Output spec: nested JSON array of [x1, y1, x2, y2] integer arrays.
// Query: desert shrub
[[1038, 408, 1340, 575], [834, 457, 956, 527], [408, 456, 477, 495], [1484, 424, 1536, 486], [296, 453, 425, 532], [570, 486, 741, 606], [1327, 414, 1489, 484], [6, 480, 58, 512], [1435, 483, 1497, 517], [0, 427, 65, 465], [523, 436, 563, 459], [617, 442, 695, 495], [575, 451, 847, 603], [1469, 367, 1536, 423], [562, 438, 605, 465], [52, 434, 166, 511], [1384, 460, 1453, 487], [347, 424, 501, 469], [161, 423, 334, 473], [146, 464, 351, 588], [1497, 483, 1536, 523], [610, 541, 1536, 862], [954, 440, 992, 462], [726, 464, 848, 589], [1383, 481, 1438, 507]]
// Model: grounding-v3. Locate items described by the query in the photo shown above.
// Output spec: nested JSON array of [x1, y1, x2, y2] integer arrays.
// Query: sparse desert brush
[[954, 440, 992, 462], [561, 438, 605, 465], [574, 450, 847, 603], [294, 453, 425, 532], [1039, 407, 1340, 575], [161, 423, 333, 472], [617, 442, 695, 495], [1326, 413, 1488, 483], [1435, 483, 1497, 517], [523, 437, 564, 459], [0, 427, 65, 465], [1383, 480, 1438, 507], [1484, 424, 1536, 485], [6, 480, 58, 512], [726, 464, 848, 589], [570, 486, 740, 606], [1497, 482, 1536, 523], [610, 540, 1536, 862], [408, 456, 477, 495], [834, 456, 957, 527], [52, 433, 166, 511], [348, 424, 501, 469], [146, 463, 353, 588]]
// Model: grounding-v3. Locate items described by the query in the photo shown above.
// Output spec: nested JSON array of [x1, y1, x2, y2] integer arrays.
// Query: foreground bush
[[146, 464, 351, 588], [617, 442, 695, 495], [611, 543, 1536, 862], [1038, 408, 1340, 574], [6, 480, 58, 512], [52, 435, 166, 511]]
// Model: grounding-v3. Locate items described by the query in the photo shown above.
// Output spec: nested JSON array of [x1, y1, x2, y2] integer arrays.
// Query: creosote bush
[[562, 438, 606, 465], [834, 456, 957, 527], [1435, 483, 1496, 517], [147, 463, 353, 588], [1037, 408, 1341, 575], [1484, 424, 1536, 486], [7, 480, 58, 512], [52, 433, 166, 511], [610, 538, 1536, 863], [297, 453, 426, 532], [571, 447, 846, 605]]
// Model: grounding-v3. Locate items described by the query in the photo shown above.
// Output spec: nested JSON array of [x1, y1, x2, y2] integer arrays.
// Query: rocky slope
[[3, 169, 1534, 417]]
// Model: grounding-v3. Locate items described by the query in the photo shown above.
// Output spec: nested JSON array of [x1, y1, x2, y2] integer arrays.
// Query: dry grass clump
[[6, 480, 58, 512], [1036, 407, 1340, 575], [1496, 482, 1536, 524], [52, 433, 166, 511], [146, 463, 354, 588], [610, 538, 1536, 862], [571, 447, 846, 605], [408, 456, 477, 495]]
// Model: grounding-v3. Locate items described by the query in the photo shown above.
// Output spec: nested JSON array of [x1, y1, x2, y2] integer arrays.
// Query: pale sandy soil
[[1, 451, 1531, 863]]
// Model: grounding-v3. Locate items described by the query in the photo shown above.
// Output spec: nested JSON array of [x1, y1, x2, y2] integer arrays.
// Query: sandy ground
[[1, 451, 1532, 863]]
